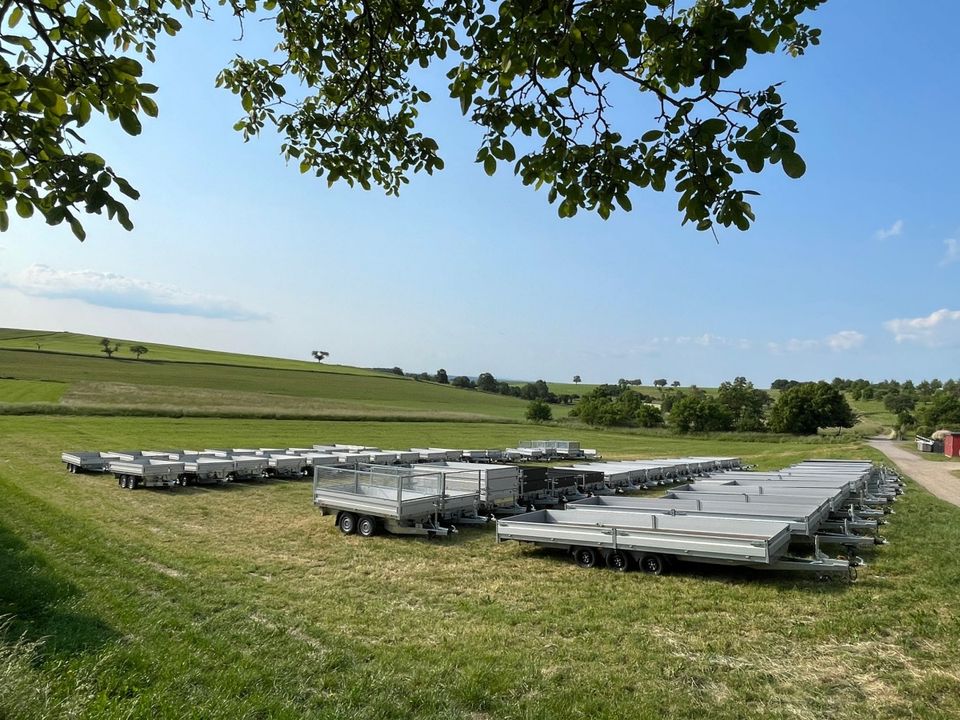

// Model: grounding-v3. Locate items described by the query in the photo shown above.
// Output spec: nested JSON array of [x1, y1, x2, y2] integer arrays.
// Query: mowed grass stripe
[[0, 379, 68, 403], [0, 349, 534, 420]]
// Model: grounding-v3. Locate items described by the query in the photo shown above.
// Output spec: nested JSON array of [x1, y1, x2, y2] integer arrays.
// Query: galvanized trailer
[[410, 448, 450, 462], [332, 452, 373, 464], [61, 451, 126, 473], [382, 450, 421, 464], [313, 464, 481, 537], [367, 451, 401, 465], [566, 495, 830, 537], [108, 458, 184, 489], [560, 462, 657, 490], [178, 456, 234, 486], [295, 452, 341, 469], [426, 448, 464, 461], [262, 454, 309, 478], [496, 509, 852, 578], [565, 495, 881, 550], [226, 454, 270, 481], [671, 482, 849, 507], [411, 461, 520, 512]]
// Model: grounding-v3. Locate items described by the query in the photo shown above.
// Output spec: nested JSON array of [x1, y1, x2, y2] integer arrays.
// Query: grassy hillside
[[2, 416, 958, 719], [0, 328, 378, 375], [0, 329, 544, 422]]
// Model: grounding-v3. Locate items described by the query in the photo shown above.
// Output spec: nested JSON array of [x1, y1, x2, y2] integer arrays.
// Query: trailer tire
[[639, 554, 666, 575], [573, 547, 598, 569], [117, 476, 124, 488], [130, 477, 139, 490], [338, 512, 357, 535], [605, 550, 630, 572], [357, 516, 377, 537]]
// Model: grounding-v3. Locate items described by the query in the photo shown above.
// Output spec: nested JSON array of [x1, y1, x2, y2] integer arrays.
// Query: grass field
[[0, 379, 67, 403], [0, 329, 377, 375], [0, 347, 542, 422], [2, 416, 960, 719]]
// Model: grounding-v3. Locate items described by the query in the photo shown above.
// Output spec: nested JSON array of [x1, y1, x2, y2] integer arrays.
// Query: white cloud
[[884, 308, 960, 347], [1, 264, 268, 322], [941, 238, 960, 266], [826, 330, 866, 351], [768, 330, 866, 354], [673, 334, 753, 349], [874, 219, 903, 240]]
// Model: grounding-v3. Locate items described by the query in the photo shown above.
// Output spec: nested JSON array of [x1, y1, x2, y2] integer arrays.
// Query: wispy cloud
[[826, 330, 866, 351], [1, 264, 268, 322], [884, 308, 960, 347], [768, 330, 866, 354], [874, 219, 903, 240], [941, 238, 960, 266]]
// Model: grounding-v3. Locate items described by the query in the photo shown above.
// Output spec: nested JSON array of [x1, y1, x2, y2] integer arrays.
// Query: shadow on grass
[[523, 546, 854, 591], [0, 521, 118, 656]]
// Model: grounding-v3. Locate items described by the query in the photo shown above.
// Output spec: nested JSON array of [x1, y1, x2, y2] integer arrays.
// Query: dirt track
[[868, 439, 960, 508]]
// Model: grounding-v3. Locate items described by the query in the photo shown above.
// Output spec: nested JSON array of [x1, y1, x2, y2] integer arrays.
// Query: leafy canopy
[[0, 0, 823, 240]]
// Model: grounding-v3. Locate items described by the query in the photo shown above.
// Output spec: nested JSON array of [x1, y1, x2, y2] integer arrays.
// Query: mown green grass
[[0, 328, 378, 375], [0, 349, 538, 421], [2, 416, 959, 719], [0, 379, 67, 403]]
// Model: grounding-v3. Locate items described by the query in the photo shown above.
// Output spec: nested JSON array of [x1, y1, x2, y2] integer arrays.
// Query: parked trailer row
[[498, 459, 900, 579]]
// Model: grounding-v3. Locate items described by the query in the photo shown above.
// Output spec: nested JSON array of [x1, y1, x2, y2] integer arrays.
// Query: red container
[[945, 433, 960, 458]]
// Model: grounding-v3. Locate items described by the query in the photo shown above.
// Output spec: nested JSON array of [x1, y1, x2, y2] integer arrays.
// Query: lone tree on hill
[[311, 350, 330, 363], [99, 337, 119, 358], [0, 0, 824, 240], [129, 344, 149, 359], [573, 375, 581, 385], [435, 369, 449, 384]]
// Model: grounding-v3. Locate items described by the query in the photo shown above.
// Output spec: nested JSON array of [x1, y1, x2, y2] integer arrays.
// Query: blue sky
[[1, 1, 958, 385]]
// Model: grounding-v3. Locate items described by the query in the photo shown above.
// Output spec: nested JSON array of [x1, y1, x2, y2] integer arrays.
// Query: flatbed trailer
[[226, 454, 270, 481], [178, 456, 234, 486], [262, 454, 309, 478], [108, 459, 184, 489], [313, 464, 482, 537], [565, 495, 882, 550], [61, 451, 126, 473], [410, 448, 449, 462], [496, 509, 853, 578]]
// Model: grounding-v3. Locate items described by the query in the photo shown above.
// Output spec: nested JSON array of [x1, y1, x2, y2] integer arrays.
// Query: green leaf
[[0, 210, 8, 232], [140, 96, 158, 118], [641, 130, 663, 143], [15, 197, 32, 218], [7, 7, 23, 27], [483, 155, 496, 176], [118, 109, 142, 136], [68, 215, 87, 241], [781, 152, 806, 179]]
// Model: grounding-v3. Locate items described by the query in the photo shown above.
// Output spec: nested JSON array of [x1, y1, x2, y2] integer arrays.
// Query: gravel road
[[868, 439, 960, 508]]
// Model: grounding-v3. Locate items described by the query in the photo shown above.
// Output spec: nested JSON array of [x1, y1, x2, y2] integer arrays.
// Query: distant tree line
[[571, 376, 856, 435], [772, 376, 960, 436]]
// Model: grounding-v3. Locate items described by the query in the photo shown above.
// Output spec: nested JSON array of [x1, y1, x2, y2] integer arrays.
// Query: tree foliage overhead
[[0, 0, 824, 239]]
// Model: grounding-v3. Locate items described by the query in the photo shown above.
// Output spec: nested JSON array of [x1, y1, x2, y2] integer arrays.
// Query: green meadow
[[1, 330, 958, 719]]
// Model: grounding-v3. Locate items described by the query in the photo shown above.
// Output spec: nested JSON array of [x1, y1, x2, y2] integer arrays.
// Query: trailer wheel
[[605, 550, 630, 572], [639, 554, 666, 575], [117, 476, 124, 488], [338, 512, 357, 535], [573, 547, 598, 569], [129, 477, 139, 490], [357, 516, 377, 537]]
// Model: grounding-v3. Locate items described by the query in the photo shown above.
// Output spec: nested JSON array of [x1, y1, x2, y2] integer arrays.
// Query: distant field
[[0, 379, 67, 404], [0, 348, 545, 421], [2, 416, 959, 719], [0, 329, 378, 376]]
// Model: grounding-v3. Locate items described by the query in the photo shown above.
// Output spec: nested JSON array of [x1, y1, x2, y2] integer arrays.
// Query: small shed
[[945, 432, 960, 458]]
